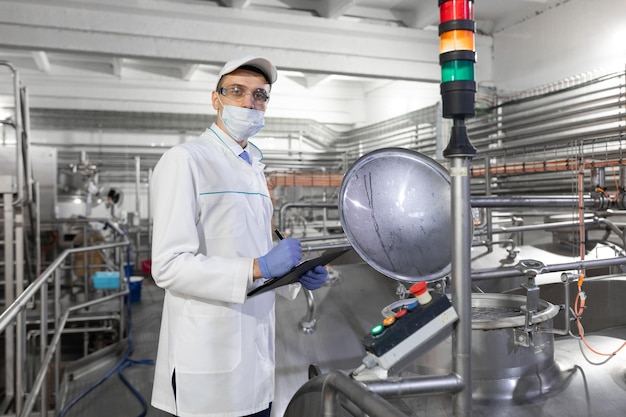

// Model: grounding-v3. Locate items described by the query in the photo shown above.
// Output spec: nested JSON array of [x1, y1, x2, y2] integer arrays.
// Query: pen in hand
[[274, 228, 285, 240]]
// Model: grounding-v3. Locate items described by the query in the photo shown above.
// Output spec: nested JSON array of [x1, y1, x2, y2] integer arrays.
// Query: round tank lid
[[339, 148, 452, 283]]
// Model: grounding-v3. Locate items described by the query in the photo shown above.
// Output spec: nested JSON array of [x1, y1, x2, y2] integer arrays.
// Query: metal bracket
[[513, 328, 532, 347], [515, 259, 546, 344], [0, 175, 17, 194], [513, 327, 547, 351], [520, 283, 540, 330]]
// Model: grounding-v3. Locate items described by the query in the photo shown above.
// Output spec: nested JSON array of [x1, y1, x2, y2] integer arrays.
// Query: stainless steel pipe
[[320, 372, 408, 417], [364, 374, 464, 398], [471, 256, 626, 281], [450, 157, 473, 417], [471, 196, 595, 208]]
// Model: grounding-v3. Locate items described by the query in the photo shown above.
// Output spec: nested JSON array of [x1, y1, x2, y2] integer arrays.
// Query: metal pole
[[15, 212, 24, 413], [147, 168, 153, 252], [3, 191, 15, 409], [22, 86, 32, 204], [54, 268, 61, 416], [39, 278, 49, 415], [117, 246, 126, 340], [450, 156, 473, 417], [298, 289, 316, 334], [35, 181, 41, 276], [135, 155, 141, 271], [484, 158, 493, 252]]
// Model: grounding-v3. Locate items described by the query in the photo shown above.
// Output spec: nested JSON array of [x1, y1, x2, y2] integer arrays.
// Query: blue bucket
[[124, 263, 135, 278], [128, 276, 143, 303]]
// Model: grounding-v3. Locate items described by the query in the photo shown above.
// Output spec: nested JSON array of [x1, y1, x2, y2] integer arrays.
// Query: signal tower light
[[439, 0, 477, 157]]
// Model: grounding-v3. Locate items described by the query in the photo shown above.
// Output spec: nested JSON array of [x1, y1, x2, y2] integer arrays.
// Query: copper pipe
[[471, 158, 625, 177], [578, 159, 586, 275], [266, 171, 344, 190]]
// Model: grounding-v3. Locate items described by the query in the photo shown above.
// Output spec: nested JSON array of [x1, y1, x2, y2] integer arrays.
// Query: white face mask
[[220, 103, 266, 143]]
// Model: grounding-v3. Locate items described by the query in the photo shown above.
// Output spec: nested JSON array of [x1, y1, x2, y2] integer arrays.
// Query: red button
[[396, 309, 407, 319], [409, 282, 428, 296]]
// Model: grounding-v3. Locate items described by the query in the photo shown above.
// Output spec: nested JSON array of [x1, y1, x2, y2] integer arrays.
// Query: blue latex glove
[[299, 265, 328, 290], [258, 238, 302, 278]]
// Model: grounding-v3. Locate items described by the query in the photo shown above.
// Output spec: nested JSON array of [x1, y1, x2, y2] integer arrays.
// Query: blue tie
[[239, 150, 252, 165]]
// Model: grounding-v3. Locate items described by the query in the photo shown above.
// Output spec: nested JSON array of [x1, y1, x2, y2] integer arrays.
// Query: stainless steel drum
[[339, 148, 451, 282], [412, 293, 563, 403]]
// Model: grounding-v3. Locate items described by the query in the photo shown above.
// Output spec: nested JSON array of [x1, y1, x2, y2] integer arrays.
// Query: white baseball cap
[[217, 55, 277, 85]]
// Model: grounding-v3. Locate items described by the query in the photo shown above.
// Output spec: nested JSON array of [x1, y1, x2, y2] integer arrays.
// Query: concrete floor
[[59, 258, 399, 417], [59, 277, 170, 417], [59, 245, 626, 417]]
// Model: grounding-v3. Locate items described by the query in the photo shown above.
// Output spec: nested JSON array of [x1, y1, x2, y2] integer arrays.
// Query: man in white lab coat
[[150, 55, 328, 417]]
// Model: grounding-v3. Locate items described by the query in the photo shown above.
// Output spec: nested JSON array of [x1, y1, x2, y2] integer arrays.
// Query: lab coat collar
[[207, 124, 264, 164]]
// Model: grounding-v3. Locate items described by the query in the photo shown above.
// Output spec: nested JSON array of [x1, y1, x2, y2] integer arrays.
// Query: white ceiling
[[0, 0, 565, 127]]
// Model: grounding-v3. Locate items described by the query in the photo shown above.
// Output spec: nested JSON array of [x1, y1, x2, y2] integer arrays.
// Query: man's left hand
[[299, 265, 328, 290]]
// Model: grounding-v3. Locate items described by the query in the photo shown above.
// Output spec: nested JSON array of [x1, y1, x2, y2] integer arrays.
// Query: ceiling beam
[[219, 0, 251, 8], [111, 58, 123, 78], [0, 0, 486, 83], [180, 63, 200, 81], [392, 2, 439, 30], [315, 0, 355, 19], [31, 51, 50, 72]]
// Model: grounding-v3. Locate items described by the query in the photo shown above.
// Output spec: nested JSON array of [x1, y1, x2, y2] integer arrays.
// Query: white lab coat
[[150, 125, 297, 417]]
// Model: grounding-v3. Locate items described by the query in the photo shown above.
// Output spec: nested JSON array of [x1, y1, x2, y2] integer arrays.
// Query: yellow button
[[383, 316, 396, 327]]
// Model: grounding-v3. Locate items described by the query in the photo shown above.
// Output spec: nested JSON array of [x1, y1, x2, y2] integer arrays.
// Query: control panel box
[[362, 292, 458, 371]]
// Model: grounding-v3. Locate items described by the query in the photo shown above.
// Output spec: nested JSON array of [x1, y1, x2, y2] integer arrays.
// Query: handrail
[[0, 222, 130, 417], [0, 237, 129, 332], [22, 290, 128, 417]]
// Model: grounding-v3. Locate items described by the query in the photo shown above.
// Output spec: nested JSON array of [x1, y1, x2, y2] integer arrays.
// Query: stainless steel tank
[[338, 148, 565, 404], [412, 293, 562, 403]]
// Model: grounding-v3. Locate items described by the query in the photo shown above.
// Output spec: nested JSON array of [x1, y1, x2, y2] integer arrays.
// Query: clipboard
[[247, 248, 350, 297]]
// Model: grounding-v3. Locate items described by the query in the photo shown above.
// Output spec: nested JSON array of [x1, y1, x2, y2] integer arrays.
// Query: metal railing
[[0, 223, 130, 417]]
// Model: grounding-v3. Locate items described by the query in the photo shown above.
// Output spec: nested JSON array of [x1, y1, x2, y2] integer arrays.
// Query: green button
[[371, 324, 384, 336]]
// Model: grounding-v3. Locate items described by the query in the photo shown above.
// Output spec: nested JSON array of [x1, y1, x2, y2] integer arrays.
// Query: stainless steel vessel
[[413, 293, 563, 403]]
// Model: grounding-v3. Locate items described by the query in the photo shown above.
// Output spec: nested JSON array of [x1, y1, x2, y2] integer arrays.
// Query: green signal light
[[441, 60, 474, 82], [371, 324, 384, 336]]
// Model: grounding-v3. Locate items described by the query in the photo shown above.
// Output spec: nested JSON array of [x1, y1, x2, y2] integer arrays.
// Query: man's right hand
[[257, 238, 302, 278]]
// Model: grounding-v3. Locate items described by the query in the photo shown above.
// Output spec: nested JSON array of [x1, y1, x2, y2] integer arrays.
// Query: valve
[[515, 259, 545, 347]]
